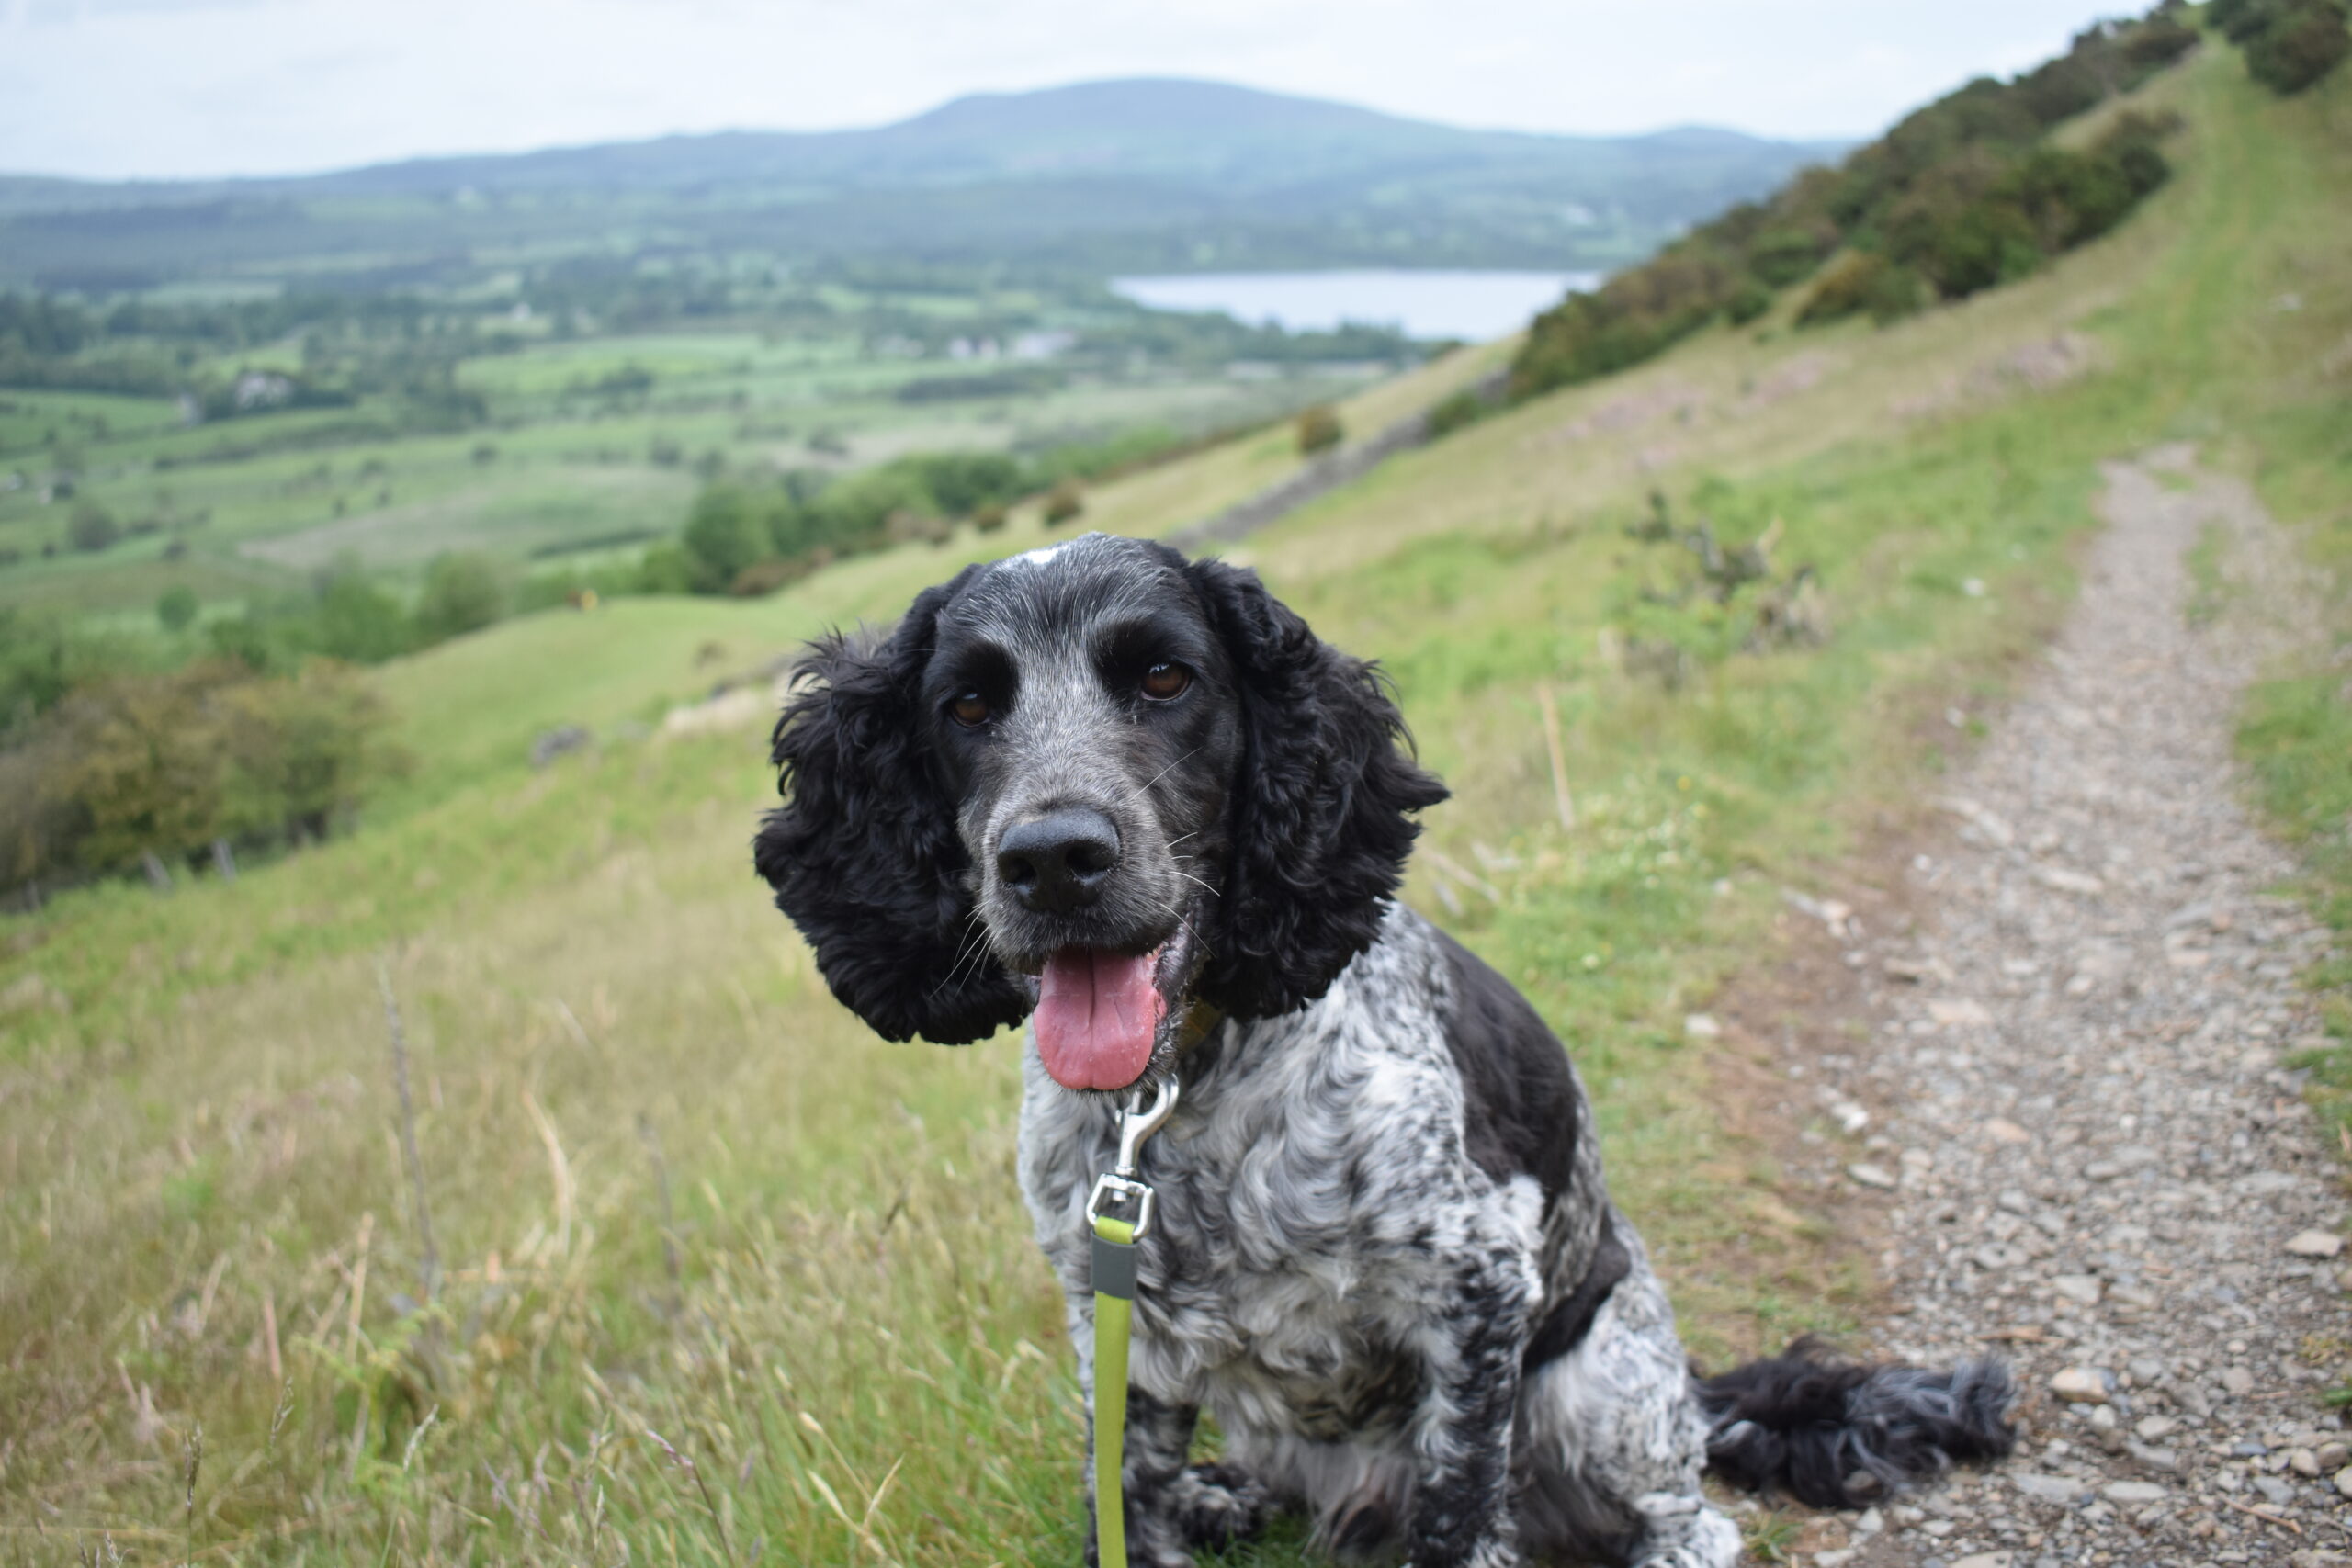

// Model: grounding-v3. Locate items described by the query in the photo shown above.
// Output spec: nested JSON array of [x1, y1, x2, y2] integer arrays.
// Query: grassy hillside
[[1, 41, 2346, 1568]]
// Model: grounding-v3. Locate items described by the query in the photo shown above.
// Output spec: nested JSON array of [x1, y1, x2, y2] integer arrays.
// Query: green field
[[0, 298, 1405, 618], [1, 41, 2347, 1568]]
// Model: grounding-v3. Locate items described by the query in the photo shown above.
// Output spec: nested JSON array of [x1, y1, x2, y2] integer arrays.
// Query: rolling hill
[[0, 78, 1844, 289]]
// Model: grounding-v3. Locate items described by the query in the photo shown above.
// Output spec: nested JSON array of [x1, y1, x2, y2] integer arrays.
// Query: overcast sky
[[2, 0, 2129, 182]]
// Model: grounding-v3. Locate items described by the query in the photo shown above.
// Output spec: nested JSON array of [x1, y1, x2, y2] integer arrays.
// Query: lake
[[1110, 268, 1600, 343]]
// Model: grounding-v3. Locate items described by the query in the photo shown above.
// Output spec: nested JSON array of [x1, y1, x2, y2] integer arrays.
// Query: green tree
[[67, 499, 119, 554], [680, 483, 775, 594], [415, 552, 506, 641], [156, 585, 200, 633], [220, 660, 409, 842], [310, 572, 415, 663]]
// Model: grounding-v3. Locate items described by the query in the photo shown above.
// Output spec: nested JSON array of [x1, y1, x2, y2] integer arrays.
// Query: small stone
[[2050, 1367, 2109, 1404], [2288, 1229, 2345, 1258], [2100, 1480, 2165, 1504], [2088, 1403, 2118, 1431], [1951, 1554, 2012, 1568], [2034, 865, 2107, 896], [2051, 1274, 2103, 1305], [1849, 1163, 1898, 1190], [2012, 1472, 2091, 1502], [1929, 998, 1994, 1027], [2318, 1440, 2348, 1471], [2221, 1366, 2255, 1397], [1984, 1118, 2031, 1145], [2290, 1447, 2322, 1478], [1682, 1012, 1721, 1040], [2134, 1415, 2177, 1440], [2125, 1440, 2178, 1471], [1854, 1506, 1883, 1535], [2338, 1465, 2352, 1501]]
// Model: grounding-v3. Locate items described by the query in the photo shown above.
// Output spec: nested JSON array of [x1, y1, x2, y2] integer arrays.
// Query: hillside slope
[[0, 39, 2344, 1568]]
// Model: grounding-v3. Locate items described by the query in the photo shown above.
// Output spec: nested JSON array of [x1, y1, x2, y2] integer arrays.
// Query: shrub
[[1726, 281, 1774, 326], [1295, 405, 1344, 455], [2247, 0, 2351, 92], [1747, 228, 1833, 288], [1798, 253, 1927, 326], [415, 551, 506, 640], [728, 557, 810, 597], [1043, 479, 1085, 526], [680, 482, 775, 593], [972, 503, 1010, 534], [67, 500, 119, 553], [1426, 389, 1494, 439], [156, 586, 199, 633]]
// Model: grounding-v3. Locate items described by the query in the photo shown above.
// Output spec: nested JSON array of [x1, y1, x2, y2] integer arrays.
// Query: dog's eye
[[948, 692, 990, 727], [1140, 662, 1192, 701]]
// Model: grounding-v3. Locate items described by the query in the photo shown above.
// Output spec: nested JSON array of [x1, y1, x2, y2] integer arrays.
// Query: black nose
[[996, 808, 1122, 914]]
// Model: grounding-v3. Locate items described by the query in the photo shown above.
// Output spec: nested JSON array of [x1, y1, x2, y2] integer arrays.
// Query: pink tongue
[[1034, 947, 1164, 1091]]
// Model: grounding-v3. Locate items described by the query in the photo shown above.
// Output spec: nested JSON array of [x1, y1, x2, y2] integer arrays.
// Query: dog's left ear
[[1187, 558, 1448, 1019], [753, 576, 1030, 1044]]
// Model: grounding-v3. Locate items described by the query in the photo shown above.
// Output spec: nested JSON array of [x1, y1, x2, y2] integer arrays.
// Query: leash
[[1082, 1076, 1181, 1568]]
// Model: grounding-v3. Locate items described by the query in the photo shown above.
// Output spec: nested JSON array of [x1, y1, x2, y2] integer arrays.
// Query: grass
[[2, 44, 2349, 1568]]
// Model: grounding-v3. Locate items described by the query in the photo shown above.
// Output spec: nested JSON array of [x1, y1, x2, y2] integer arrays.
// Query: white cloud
[[0, 0, 2128, 180]]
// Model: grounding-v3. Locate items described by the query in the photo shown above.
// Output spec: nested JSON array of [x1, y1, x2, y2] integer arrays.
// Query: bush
[[2247, 0, 2351, 92], [1798, 253, 1926, 326], [156, 586, 199, 632], [414, 551, 506, 641], [1426, 388, 1494, 439], [67, 500, 119, 554], [1043, 479, 1085, 526], [1295, 405, 1344, 455], [1726, 281, 1774, 326], [1747, 228, 1832, 288], [728, 557, 810, 597], [680, 482, 775, 593], [972, 503, 1010, 534], [310, 571, 414, 663]]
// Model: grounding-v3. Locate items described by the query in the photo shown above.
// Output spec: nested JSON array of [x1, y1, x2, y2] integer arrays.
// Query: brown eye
[[1140, 662, 1191, 701], [949, 692, 990, 727]]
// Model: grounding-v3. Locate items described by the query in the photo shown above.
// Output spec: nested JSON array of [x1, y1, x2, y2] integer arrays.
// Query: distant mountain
[[0, 79, 1849, 291]]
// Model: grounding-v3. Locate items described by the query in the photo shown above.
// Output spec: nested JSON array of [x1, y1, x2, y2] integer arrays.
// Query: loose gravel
[[1760, 447, 2349, 1568]]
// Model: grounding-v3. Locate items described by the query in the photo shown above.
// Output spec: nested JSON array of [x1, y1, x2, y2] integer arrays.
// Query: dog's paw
[[1172, 1461, 1271, 1549]]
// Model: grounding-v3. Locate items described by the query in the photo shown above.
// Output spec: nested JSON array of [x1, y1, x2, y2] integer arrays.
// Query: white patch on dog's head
[[1001, 532, 1114, 573]]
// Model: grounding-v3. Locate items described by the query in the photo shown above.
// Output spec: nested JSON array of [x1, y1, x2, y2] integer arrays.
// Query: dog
[[754, 532, 2013, 1567]]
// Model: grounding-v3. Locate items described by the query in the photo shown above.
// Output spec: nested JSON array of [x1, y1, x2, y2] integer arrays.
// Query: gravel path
[[1764, 447, 2348, 1568]]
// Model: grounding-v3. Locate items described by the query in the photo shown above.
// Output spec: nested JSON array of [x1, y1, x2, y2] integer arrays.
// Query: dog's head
[[755, 532, 1445, 1094]]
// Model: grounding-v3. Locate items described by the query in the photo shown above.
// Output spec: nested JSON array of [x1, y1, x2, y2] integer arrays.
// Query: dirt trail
[[1761, 448, 2348, 1568]]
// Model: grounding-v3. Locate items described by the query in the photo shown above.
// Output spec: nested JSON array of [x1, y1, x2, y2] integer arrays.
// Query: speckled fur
[[1021, 906, 1739, 1568], [758, 535, 2010, 1567]]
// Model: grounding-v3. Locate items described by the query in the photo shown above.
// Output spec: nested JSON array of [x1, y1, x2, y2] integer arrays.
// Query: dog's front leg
[[1083, 1385, 1199, 1568], [1404, 1252, 1532, 1568]]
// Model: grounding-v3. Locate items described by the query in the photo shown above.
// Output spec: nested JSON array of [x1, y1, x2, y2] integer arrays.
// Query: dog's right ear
[[753, 579, 1029, 1044]]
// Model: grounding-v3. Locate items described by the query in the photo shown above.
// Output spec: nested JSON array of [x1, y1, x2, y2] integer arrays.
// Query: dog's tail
[[1695, 1336, 2017, 1507]]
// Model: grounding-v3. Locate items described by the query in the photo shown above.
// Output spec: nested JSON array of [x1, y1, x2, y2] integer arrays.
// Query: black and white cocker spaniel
[[755, 532, 2013, 1568]]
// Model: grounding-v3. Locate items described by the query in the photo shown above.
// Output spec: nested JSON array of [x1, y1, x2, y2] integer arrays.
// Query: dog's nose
[[996, 809, 1121, 914]]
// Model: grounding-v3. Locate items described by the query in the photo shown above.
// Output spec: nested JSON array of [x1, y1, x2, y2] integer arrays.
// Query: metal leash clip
[[1083, 1077, 1181, 1241]]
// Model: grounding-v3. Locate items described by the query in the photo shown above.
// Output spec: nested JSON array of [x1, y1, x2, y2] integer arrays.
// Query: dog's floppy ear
[[1188, 558, 1448, 1019], [753, 577, 1029, 1044]]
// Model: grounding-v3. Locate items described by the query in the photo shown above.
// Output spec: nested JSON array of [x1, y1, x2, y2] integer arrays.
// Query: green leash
[[1084, 1077, 1180, 1568]]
